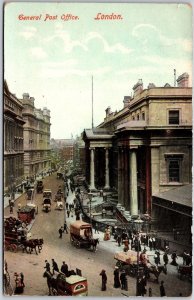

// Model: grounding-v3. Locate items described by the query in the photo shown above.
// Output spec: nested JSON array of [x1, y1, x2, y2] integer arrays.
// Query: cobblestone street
[[4, 174, 192, 297]]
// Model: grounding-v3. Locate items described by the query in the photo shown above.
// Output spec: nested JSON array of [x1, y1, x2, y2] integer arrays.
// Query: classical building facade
[[21, 93, 51, 178], [4, 81, 25, 194], [83, 72, 192, 233]]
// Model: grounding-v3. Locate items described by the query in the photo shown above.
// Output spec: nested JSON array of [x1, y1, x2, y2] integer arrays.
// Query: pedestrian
[[100, 269, 107, 291], [120, 270, 128, 290], [163, 251, 169, 266], [52, 259, 59, 274], [10, 205, 13, 214], [95, 223, 99, 234], [170, 250, 178, 266], [117, 234, 122, 246], [148, 287, 152, 297], [59, 226, 63, 238], [154, 250, 160, 265], [61, 261, 69, 276], [20, 273, 25, 287], [66, 202, 69, 210], [18, 202, 21, 212], [63, 222, 68, 234], [160, 280, 166, 297], [113, 266, 120, 288], [44, 260, 51, 273], [67, 209, 70, 218]]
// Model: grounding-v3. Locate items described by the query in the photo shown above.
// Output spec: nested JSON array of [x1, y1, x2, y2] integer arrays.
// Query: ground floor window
[[165, 154, 183, 183]]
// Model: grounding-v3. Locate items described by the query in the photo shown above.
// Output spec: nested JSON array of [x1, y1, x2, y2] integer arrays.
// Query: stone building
[[4, 81, 25, 194], [83, 72, 192, 235], [21, 93, 51, 178]]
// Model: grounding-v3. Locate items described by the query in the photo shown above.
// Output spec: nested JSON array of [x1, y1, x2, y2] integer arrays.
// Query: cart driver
[[84, 228, 92, 239]]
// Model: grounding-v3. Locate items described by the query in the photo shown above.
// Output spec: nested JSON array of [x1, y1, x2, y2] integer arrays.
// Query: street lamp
[[134, 217, 144, 296], [88, 192, 93, 224]]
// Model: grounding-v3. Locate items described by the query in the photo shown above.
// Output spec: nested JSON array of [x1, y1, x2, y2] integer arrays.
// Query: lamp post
[[10, 175, 15, 201], [88, 192, 93, 224], [134, 217, 144, 296]]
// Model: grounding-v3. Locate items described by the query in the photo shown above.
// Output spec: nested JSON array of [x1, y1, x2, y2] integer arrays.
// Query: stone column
[[104, 147, 110, 189], [129, 149, 138, 215], [124, 148, 129, 209], [117, 147, 122, 204], [120, 148, 125, 205], [89, 148, 95, 190]]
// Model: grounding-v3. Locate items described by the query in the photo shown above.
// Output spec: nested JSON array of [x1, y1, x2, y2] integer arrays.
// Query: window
[[169, 110, 179, 125], [137, 114, 140, 120], [165, 154, 183, 183], [142, 112, 145, 120]]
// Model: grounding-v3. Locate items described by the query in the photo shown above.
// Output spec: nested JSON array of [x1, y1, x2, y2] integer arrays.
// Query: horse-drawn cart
[[70, 221, 98, 251], [43, 271, 88, 296], [114, 250, 140, 276]]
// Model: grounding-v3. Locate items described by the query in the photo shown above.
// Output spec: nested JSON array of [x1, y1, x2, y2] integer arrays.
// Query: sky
[[4, 2, 192, 139]]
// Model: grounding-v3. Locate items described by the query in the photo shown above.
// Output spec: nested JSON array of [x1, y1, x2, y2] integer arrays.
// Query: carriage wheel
[[10, 244, 17, 252], [75, 241, 80, 248]]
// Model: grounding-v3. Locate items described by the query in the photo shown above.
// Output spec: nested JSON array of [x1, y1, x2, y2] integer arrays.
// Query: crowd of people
[[44, 259, 77, 277]]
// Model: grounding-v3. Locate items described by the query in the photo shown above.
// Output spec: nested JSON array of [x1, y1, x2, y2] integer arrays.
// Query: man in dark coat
[[120, 270, 127, 290], [59, 227, 63, 238], [63, 222, 68, 234], [44, 260, 51, 273], [99, 269, 107, 291], [113, 266, 120, 288], [52, 259, 59, 274], [163, 251, 169, 266], [171, 250, 178, 266], [61, 261, 69, 276], [160, 281, 166, 297]]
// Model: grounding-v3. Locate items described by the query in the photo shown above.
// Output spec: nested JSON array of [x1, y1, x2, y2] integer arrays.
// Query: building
[[74, 135, 86, 172], [83, 72, 192, 236], [4, 81, 25, 194], [21, 93, 51, 178]]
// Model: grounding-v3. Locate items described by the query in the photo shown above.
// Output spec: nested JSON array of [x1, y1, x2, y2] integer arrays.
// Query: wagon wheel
[[10, 243, 17, 253], [75, 241, 80, 248]]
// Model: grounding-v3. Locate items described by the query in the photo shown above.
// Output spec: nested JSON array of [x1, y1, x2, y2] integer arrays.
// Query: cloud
[[132, 23, 192, 53], [85, 32, 133, 54], [30, 47, 48, 59], [19, 26, 37, 40]]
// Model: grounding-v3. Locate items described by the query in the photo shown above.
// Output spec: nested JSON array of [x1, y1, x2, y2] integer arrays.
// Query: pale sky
[[4, 2, 192, 139]]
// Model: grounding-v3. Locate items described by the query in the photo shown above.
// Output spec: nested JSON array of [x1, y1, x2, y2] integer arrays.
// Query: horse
[[21, 240, 38, 255], [90, 238, 99, 252], [147, 265, 167, 283], [43, 271, 65, 296], [33, 238, 44, 253]]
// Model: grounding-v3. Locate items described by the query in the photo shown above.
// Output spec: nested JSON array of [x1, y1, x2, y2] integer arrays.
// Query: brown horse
[[147, 265, 167, 283], [90, 238, 99, 252]]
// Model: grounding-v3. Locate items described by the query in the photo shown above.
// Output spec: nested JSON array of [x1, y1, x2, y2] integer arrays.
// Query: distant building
[[21, 93, 51, 178], [51, 138, 75, 168], [4, 81, 25, 194]]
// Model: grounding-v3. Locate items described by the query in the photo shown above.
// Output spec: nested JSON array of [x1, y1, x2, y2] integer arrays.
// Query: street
[[4, 173, 192, 297]]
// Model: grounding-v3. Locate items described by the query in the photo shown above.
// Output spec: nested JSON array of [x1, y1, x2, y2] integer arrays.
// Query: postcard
[[3, 1, 192, 297]]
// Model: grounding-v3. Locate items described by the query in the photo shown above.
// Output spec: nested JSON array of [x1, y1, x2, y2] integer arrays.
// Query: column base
[[104, 185, 110, 191]]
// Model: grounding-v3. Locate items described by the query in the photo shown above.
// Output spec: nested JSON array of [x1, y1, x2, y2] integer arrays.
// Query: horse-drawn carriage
[[114, 250, 167, 282], [4, 216, 43, 254], [178, 265, 192, 281], [43, 271, 88, 296], [42, 189, 52, 212], [36, 180, 44, 193], [55, 199, 64, 210], [70, 221, 98, 251]]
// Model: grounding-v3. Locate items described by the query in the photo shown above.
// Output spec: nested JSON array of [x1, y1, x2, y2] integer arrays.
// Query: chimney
[[23, 93, 30, 100], [176, 72, 189, 87], [147, 83, 156, 89], [105, 106, 111, 117], [133, 79, 143, 96], [123, 96, 131, 108]]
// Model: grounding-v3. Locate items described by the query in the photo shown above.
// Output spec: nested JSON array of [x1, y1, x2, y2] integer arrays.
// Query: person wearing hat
[[160, 280, 166, 297], [99, 269, 107, 291], [120, 270, 128, 290], [113, 266, 120, 288]]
